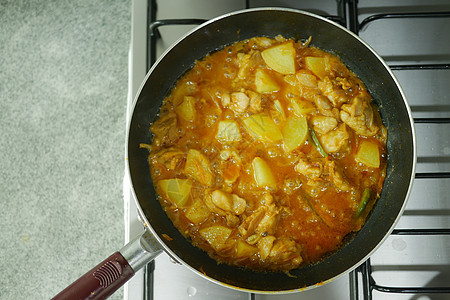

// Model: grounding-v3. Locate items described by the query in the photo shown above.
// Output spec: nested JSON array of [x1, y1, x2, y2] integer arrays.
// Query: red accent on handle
[[52, 251, 135, 300]]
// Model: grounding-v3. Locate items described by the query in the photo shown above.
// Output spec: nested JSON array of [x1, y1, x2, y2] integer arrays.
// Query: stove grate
[[347, 0, 450, 299]]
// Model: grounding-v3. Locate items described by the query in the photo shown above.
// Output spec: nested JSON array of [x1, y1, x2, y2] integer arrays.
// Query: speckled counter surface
[[0, 1, 130, 299]]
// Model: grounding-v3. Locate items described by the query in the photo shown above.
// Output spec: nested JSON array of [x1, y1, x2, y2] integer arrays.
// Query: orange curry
[[142, 36, 387, 271]]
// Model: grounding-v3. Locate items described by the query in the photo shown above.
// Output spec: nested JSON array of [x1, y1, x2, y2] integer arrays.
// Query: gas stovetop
[[126, 1, 450, 299]]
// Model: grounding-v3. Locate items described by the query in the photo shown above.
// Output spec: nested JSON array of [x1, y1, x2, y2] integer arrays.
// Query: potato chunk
[[216, 120, 242, 142], [252, 157, 277, 189], [199, 225, 232, 251], [356, 140, 380, 168], [158, 178, 192, 207], [255, 69, 280, 94], [243, 113, 283, 143], [184, 149, 215, 186], [185, 198, 211, 224], [282, 116, 308, 152], [236, 240, 259, 258], [305, 57, 328, 79], [261, 42, 296, 74], [290, 98, 316, 116]]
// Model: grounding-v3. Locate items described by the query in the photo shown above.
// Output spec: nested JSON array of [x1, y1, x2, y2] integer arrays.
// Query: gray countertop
[[0, 1, 130, 299]]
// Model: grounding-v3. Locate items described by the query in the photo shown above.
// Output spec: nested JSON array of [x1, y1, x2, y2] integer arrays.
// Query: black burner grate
[[347, 0, 450, 298]]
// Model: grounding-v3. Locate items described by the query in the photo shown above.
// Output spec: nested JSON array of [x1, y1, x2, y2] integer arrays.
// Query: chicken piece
[[261, 193, 275, 206], [246, 90, 263, 113], [296, 70, 319, 88], [236, 50, 263, 80], [253, 37, 276, 48], [238, 207, 266, 239], [149, 112, 179, 146], [340, 92, 379, 137], [219, 149, 241, 184], [231, 194, 247, 215], [314, 95, 339, 119], [257, 235, 276, 260], [225, 214, 240, 227], [268, 237, 303, 265], [295, 158, 325, 188], [151, 147, 184, 170], [283, 74, 302, 96], [295, 158, 323, 180], [246, 233, 262, 245], [219, 149, 240, 162], [230, 92, 249, 113], [209, 190, 247, 215], [236, 53, 250, 79], [319, 123, 349, 153], [205, 190, 245, 227], [184, 149, 215, 186], [204, 193, 221, 216], [255, 204, 280, 235], [238, 196, 280, 238], [210, 190, 233, 212], [326, 160, 352, 191], [318, 77, 349, 108], [312, 115, 338, 134], [222, 89, 262, 114], [336, 77, 355, 91]]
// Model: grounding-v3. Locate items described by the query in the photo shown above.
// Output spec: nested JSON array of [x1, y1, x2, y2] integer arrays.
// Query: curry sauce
[[142, 36, 387, 271]]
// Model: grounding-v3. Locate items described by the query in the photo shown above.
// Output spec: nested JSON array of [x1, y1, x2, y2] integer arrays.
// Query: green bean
[[309, 126, 328, 157], [356, 188, 371, 218]]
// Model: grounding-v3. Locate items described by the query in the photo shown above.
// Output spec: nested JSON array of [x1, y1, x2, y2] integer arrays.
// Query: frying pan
[[53, 8, 416, 299]]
